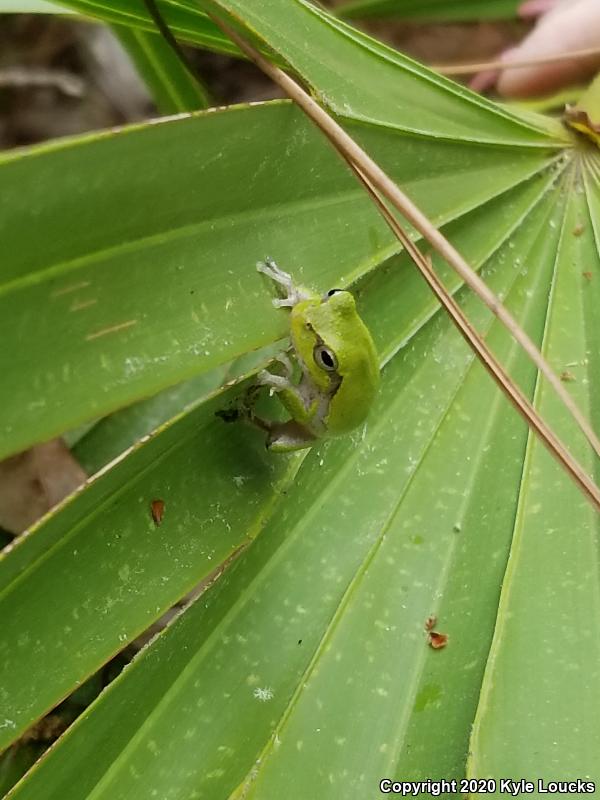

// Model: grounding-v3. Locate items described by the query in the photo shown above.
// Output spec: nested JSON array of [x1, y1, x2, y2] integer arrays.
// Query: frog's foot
[[267, 420, 316, 452], [234, 411, 315, 451], [256, 257, 293, 287], [257, 369, 291, 395], [256, 257, 311, 307]]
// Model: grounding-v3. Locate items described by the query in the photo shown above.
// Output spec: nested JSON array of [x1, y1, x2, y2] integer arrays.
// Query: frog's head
[[289, 288, 377, 396]]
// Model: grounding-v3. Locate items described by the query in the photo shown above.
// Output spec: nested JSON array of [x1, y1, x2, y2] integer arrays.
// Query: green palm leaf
[[2, 1, 599, 795]]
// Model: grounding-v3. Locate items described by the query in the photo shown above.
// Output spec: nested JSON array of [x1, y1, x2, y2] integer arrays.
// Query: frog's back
[[314, 292, 380, 435]]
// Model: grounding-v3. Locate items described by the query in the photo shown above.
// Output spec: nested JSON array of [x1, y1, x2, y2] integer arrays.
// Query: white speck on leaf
[[253, 687, 274, 702]]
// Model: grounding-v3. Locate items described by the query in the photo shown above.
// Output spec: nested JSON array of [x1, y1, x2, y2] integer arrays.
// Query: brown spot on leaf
[[560, 370, 576, 382], [85, 319, 138, 341], [428, 631, 449, 650], [424, 615, 437, 632], [583, 271, 593, 281], [150, 499, 165, 526], [572, 223, 585, 237]]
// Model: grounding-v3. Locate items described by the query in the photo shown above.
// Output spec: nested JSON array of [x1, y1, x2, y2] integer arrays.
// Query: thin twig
[[207, 9, 600, 466], [434, 46, 600, 76]]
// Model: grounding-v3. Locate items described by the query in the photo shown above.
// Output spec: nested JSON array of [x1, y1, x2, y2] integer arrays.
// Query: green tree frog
[[250, 258, 380, 452]]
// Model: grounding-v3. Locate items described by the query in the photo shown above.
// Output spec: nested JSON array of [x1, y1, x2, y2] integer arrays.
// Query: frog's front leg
[[257, 370, 289, 393], [256, 257, 312, 308], [259, 351, 296, 392], [257, 369, 318, 422], [273, 351, 294, 379], [232, 372, 312, 451], [256, 367, 322, 446]]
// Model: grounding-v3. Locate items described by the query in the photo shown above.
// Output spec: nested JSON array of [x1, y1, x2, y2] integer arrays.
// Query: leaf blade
[[4, 170, 572, 794], [113, 24, 211, 113], [1, 102, 553, 459]]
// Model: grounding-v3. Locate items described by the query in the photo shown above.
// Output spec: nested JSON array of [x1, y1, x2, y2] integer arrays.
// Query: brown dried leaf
[[0, 439, 86, 534]]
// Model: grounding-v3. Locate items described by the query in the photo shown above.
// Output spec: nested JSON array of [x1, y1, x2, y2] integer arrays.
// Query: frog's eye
[[327, 288, 343, 297], [314, 344, 338, 372]]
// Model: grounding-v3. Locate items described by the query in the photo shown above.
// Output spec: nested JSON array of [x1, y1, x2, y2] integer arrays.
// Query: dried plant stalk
[[434, 46, 600, 76], [350, 163, 600, 508]]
